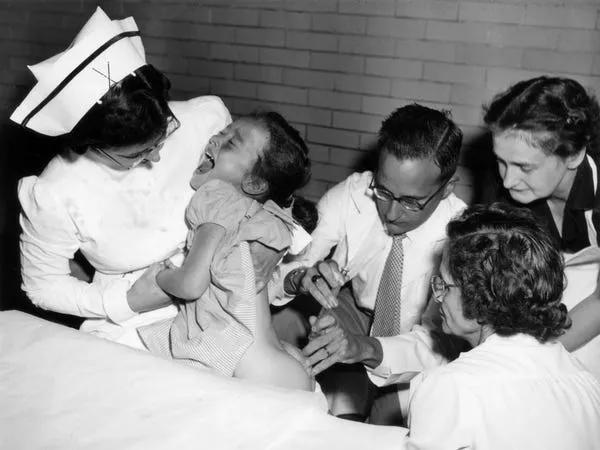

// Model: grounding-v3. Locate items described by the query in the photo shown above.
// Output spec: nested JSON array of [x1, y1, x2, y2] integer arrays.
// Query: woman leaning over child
[[407, 203, 600, 449], [482, 76, 600, 379]]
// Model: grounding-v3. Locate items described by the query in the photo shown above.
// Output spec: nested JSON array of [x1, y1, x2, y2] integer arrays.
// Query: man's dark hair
[[378, 103, 463, 182]]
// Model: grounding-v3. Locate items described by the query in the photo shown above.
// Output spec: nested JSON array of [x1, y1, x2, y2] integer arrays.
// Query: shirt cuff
[[366, 337, 424, 387], [102, 278, 138, 324], [366, 337, 392, 385]]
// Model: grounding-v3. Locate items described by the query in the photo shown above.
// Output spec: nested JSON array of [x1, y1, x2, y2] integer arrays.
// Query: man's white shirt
[[272, 171, 466, 384]]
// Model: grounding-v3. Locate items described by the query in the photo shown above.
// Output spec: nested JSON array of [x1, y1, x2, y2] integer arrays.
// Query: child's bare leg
[[281, 341, 316, 390], [234, 288, 313, 391], [235, 339, 313, 391]]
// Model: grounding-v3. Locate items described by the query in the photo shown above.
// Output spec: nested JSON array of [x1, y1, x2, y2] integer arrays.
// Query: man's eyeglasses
[[369, 178, 448, 212], [430, 275, 458, 303]]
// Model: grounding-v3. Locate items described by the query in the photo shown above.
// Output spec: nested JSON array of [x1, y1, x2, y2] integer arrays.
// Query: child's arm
[[157, 223, 226, 300]]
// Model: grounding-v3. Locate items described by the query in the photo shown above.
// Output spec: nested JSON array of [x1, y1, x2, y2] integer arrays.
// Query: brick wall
[[0, 0, 598, 310], [2, 0, 600, 203]]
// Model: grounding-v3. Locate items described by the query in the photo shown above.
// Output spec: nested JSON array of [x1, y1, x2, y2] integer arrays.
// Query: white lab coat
[[407, 334, 600, 450]]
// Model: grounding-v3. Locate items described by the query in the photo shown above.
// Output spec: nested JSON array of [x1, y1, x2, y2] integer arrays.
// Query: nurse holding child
[[12, 7, 231, 347]]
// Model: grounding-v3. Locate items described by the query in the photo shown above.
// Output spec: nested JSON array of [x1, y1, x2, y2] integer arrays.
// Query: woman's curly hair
[[483, 76, 600, 158], [446, 202, 570, 343]]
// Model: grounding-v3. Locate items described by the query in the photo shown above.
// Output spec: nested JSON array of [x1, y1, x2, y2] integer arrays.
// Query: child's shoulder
[[239, 200, 294, 252], [186, 179, 252, 229]]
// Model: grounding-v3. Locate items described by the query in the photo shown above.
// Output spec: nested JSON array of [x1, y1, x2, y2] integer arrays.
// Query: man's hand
[[127, 261, 173, 313], [298, 260, 346, 309], [302, 311, 383, 376]]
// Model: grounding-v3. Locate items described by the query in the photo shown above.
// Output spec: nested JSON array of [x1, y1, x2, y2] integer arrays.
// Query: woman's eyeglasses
[[94, 116, 180, 169], [369, 178, 448, 212], [430, 275, 458, 303]]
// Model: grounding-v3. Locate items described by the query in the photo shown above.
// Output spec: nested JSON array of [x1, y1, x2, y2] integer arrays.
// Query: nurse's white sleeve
[[19, 176, 134, 322], [407, 372, 473, 449], [368, 327, 449, 384], [368, 300, 466, 384]]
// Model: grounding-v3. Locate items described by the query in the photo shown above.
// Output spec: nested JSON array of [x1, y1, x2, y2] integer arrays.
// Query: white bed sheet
[[0, 310, 407, 449]]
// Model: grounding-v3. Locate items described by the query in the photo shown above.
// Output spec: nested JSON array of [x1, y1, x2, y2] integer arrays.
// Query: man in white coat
[[273, 104, 467, 424]]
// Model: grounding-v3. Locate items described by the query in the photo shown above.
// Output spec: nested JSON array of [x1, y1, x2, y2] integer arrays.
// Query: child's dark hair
[[248, 111, 311, 208], [292, 196, 318, 233], [64, 64, 176, 154], [378, 103, 462, 182]]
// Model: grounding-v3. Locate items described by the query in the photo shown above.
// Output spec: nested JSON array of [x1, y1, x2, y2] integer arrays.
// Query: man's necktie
[[371, 234, 406, 337]]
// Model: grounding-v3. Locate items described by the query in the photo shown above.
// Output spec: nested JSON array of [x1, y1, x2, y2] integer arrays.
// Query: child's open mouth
[[195, 150, 215, 174]]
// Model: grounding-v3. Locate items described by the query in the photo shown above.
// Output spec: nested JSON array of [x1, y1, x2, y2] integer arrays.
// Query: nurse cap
[[10, 7, 147, 136]]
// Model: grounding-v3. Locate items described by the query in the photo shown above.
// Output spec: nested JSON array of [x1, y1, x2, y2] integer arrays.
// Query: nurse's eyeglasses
[[94, 116, 180, 169]]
